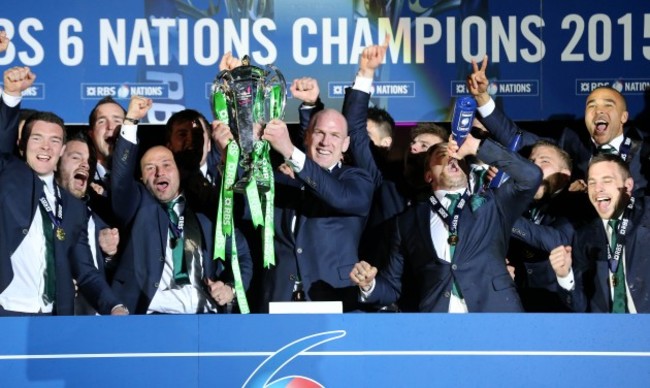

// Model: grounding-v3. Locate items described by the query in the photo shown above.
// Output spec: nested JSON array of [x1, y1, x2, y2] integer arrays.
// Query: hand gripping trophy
[[210, 56, 285, 313], [212, 55, 286, 192]]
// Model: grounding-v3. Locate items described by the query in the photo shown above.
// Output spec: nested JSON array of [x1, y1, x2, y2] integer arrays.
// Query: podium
[[1, 314, 649, 387]]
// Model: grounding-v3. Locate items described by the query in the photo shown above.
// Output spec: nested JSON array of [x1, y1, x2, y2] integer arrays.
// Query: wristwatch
[[124, 117, 140, 125]]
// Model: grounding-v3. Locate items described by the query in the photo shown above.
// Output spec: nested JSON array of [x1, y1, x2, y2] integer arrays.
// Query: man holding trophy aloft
[[211, 55, 374, 312]]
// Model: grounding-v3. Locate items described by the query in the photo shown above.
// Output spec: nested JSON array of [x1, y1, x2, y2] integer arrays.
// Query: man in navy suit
[[550, 154, 650, 313], [507, 141, 590, 311], [110, 96, 252, 314], [55, 131, 122, 314], [261, 110, 374, 311], [350, 131, 542, 312], [84, 95, 129, 230], [0, 66, 125, 316], [467, 56, 650, 198]]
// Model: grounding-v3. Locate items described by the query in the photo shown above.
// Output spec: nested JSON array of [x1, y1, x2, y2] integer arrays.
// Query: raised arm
[[110, 95, 153, 226]]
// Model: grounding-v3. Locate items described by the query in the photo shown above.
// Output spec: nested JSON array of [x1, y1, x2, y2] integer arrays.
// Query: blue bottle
[[450, 97, 477, 147]]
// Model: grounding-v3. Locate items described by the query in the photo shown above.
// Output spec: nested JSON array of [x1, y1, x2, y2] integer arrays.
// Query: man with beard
[[86, 96, 127, 224], [350, 131, 542, 312], [550, 154, 650, 313], [55, 132, 121, 314], [110, 96, 252, 314], [467, 56, 650, 198]]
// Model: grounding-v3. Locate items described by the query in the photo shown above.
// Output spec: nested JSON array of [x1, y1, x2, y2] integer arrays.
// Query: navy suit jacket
[[480, 104, 650, 197], [265, 158, 374, 311], [342, 88, 407, 225], [368, 140, 542, 312], [0, 99, 121, 315], [508, 190, 585, 312], [560, 197, 650, 313], [109, 136, 252, 314]]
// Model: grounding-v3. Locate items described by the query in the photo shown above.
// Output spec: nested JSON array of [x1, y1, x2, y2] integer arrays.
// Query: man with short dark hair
[[550, 154, 650, 313], [86, 96, 127, 224], [0, 66, 126, 316], [468, 56, 650, 197], [56, 132, 122, 314], [350, 131, 542, 312]]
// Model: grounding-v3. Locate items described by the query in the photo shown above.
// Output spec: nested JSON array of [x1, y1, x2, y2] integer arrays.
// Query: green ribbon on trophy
[[210, 56, 286, 313], [213, 140, 250, 313]]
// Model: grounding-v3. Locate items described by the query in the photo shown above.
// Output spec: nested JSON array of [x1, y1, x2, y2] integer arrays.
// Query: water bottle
[[450, 97, 477, 147]]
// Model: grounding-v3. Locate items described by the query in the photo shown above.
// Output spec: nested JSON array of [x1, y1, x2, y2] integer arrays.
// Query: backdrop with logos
[[1, 0, 649, 126]]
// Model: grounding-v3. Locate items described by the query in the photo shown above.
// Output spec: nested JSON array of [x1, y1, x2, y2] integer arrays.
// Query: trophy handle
[[211, 70, 235, 124], [264, 64, 286, 121]]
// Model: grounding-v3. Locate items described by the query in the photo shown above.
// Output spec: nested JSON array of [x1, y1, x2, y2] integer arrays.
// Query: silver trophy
[[211, 55, 286, 192]]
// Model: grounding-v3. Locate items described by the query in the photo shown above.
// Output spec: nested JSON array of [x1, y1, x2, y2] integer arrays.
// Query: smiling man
[[85, 96, 127, 225], [550, 154, 650, 313], [468, 57, 650, 198], [261, 109, 374, 311], [56, 132, 122, 314], [0, 66, 125, 316], [109, 96, 252, 314]]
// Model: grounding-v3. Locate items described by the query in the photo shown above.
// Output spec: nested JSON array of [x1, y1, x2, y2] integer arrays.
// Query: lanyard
[[619, 136, 632, 162], [166, 200, 185, 243], [428, 190, 469, 245], [39, 182, 65, 240], [607, 197, 635, 274]]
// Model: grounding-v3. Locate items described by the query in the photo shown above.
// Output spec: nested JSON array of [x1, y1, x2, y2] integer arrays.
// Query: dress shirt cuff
[[285, 147, 306, 173], [120, 124, 138, 144], [1, 90, 21, 108], [359, 279, 376, 301], [352, 75, 373, 94], [556, 268, 575, 291], [476, 97, 496, 118]]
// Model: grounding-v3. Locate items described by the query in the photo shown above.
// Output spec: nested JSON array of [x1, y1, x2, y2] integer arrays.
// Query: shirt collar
[[593, 133, 625, 150], [39, 173, 55, 192]]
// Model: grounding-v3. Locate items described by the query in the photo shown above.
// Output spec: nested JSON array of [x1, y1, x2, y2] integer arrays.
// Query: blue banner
[[1, 1, 649, 124], [1, 314, 650, 387]]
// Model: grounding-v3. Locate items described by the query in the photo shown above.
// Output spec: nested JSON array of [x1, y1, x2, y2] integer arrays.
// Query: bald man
[[109, 96, 252, 314]]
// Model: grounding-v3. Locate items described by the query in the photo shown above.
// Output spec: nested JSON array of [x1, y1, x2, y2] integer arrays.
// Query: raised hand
[[467, 56, 491, 106], [3, 66, 36, 96], [125, 95, 153, 121], [262, 119, 294, 159], [290, 77, 320, 105], [219, 51, 242, 72], [359, 35, 390, 78], [0, 30, 9, 53]]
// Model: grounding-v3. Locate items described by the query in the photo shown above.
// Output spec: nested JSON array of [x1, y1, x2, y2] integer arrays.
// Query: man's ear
[[621, 110, 629, 125], [341, 135, 350, 153], [625, 177, 634, 196], [380, 136, 393, 149]]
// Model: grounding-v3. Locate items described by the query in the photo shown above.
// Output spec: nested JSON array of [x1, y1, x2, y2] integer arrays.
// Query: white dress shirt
[[0, 174, 56, 313]]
